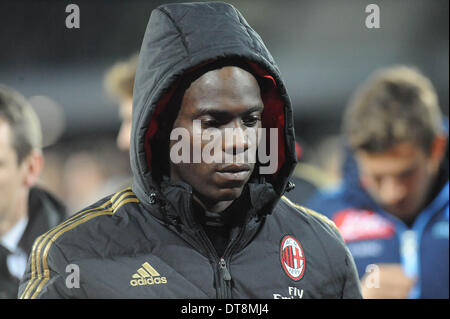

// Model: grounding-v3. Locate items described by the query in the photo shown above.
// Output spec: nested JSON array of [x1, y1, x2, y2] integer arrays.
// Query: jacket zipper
[[195, 227, 231, 298], [219, 257, 232, 298], [206, 214, 254, 299], [175, 191, 254, 299], [219, 258, 231, 281], [177, 193, 231, 299], [217, 219, 250, 299]]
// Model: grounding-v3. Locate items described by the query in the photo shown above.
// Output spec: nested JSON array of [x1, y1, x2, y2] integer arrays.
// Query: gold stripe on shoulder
[[281, 196, 337, 230], [21, 192, 137, 299], [19, 232, 46, 299], [111, 192, 135, 209], [281, 195, 303, 210], [113, 197, 139, 213], [302, 206, 337, 230], [20, 199, 112, 299], [110, 187, 138, 213], [30, 208, 114, 299], [110, 186, 132, 203]]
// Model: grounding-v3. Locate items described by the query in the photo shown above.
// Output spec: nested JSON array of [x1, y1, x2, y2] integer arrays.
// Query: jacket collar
[[18, 187, 66, 255]]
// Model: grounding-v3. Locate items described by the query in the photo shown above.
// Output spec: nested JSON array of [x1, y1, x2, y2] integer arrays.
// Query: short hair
[[0, 85, 42, 163], [104, 53, 139, 102], [343, 66, 443, 153]]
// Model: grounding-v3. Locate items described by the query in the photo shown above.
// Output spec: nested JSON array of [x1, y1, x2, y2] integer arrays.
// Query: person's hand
[[361, 263, 416, 299]]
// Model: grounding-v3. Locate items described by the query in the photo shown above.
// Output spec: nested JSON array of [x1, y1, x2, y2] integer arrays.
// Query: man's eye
[[243, 116, 261, 127], [201, 119, 220, 127], [399, 168, 416, 180]]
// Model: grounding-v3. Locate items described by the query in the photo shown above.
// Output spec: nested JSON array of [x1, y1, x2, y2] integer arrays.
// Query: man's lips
[[215, 164, 251, 182], [216, 164, 251, 173]]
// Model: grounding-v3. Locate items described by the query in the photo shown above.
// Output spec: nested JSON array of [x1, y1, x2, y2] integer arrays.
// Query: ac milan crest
[[280, 235, 305, 281]]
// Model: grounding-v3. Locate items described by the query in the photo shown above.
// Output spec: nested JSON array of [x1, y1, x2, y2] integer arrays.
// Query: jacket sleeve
[[341, 245, 363, 299], [324, 220, 362, 299], [18, 238, 73, 299], [311, 205, 362, 299], [319, 214, 363, 299]]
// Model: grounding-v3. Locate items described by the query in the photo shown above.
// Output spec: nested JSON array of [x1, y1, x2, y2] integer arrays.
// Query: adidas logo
[[129, 262, 167, 286]]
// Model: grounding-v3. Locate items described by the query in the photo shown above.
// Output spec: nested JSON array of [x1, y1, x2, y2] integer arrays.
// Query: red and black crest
[[280, 235, 305, 281]]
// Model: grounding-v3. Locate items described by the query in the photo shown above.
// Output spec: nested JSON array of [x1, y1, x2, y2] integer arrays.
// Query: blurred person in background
[[307, 66, 449, 299], [53, 53, 139, 215], [62, 151, 106, 213], [104, 53, 139, 152], [59, 137, 131, 215], [0, 86, 66, 298]]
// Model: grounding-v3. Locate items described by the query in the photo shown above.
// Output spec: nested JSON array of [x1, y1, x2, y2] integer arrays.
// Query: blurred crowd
[[29, 54, 138, 216]]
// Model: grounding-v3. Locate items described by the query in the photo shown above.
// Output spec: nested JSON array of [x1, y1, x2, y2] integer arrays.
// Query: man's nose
[[378, 176, 407, 205], [223, 121, 249, 155]]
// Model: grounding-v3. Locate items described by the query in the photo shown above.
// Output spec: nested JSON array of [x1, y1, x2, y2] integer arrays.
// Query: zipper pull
[[149, 192, 157, 205], [219, 258, 231, 281]]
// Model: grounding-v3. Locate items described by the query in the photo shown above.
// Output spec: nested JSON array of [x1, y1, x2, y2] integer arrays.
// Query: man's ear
[[21, 149, 44, 188], [430, 135, 447, 170]]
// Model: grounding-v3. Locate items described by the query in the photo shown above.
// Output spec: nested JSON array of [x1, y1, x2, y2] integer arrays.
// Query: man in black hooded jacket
[[19, 2, 361, 299]]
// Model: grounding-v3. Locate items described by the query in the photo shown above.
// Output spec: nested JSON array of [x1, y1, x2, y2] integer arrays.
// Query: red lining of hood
[[144, 84, 178, 171], [143, 62, 286, 180], [260, 75, 286, 177], [247, 61, 286, 177]]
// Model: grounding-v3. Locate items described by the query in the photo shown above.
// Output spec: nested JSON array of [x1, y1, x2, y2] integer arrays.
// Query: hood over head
[[130, 2, 297, 218]]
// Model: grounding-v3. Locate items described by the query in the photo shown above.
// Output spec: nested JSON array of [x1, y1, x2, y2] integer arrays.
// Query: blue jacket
[[307, 123, 449, 299]]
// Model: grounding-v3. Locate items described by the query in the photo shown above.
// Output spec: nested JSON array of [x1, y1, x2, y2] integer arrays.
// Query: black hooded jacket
[[18, 2, 361, 299]]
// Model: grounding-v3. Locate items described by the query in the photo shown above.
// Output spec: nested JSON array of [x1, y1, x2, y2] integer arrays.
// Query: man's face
[[0, 119, 26, 223], [169, 66, 264, 212], [355, 142, 441, 221], [117, 97, 133, 151]]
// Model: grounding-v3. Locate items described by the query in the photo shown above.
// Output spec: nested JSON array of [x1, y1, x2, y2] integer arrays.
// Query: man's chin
[[213, 186, 245, 201], [382, 203, 417, 221], [194, 186, 245, 209]]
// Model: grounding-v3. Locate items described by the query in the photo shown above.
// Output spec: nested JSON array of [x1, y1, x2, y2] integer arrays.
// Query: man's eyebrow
[[192, 105, 264, 118], [242, 105, 264, 115]]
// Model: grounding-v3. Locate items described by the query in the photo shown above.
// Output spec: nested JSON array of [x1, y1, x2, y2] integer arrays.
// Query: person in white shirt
[[0, 86, 66, 298]]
